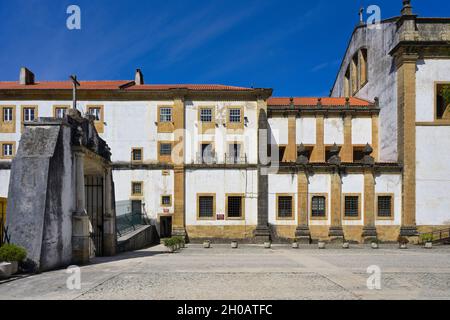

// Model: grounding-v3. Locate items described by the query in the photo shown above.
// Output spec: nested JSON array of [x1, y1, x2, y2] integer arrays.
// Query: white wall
[[185, 169, 258, 226], [341, 174, 364, 226], [375, 174, 402, 226], [0, 169, 10, 198], [324, 117, 344, 145], [352, 117, 372, 145], [296, 117, 316, 145], [113, 169, 174, 220], [268, 117, 288, 146], [308, 173, 331, 226], [416, 59, 450, 122], [268, 173, 297, 225]]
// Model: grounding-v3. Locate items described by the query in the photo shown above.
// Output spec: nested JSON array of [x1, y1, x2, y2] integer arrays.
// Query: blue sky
[[1, 0, 449, 96]]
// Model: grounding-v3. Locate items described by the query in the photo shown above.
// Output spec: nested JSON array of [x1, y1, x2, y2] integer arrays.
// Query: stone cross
[[70, 75, 80, 110]]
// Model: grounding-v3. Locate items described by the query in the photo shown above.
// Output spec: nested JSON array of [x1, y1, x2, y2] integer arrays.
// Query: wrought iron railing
[[116, 212, 150, 238], [225, 153, 248, 165], [195, 152, 218, 164], [419, 228, 450, 244], [0, 216, 9, 246]]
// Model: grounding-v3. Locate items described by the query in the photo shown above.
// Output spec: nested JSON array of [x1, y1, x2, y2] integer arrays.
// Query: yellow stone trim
[[286, 115, 297, 162], [341, 114, 353, 162], [131, 181, 144, 197], [157, 105, 175, 133], [52, 105, 70, 118], [0, 105, 16, 133], [186, 225, 256, 239], [225, 193, 245, 220], [371, 114, 379, 161], [198, 106, 216, 134], [375, 193, 395, 221], [276, 193, 295, 220], [435, 81, 450, 121], [197, 193, 216, 221], [363, 170, 375, 227], [226, 106, 244, 130], [309, 193, 328, 221], [297, 171, 309, 226], [0, 141, 16, 160], [310, 115, 325, 162], [158, 141, 174, 164], [342, 193, 362, 220], [131, 147, 143, 164], [86, 105, 104, 133], [20, 105, 38, 132], [161, 195, 172, 207]]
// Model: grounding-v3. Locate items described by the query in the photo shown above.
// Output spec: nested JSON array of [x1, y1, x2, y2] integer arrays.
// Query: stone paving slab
[[0, 244, 449, 300]]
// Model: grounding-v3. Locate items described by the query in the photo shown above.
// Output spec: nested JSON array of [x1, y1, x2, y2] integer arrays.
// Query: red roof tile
[[0, 81, 253, 91], [268, 97, 373, 107]]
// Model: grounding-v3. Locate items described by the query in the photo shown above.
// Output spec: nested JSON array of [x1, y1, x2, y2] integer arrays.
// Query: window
[[2, 144, 13, 157], [359, 49, 368, 86], [377, 195, 393, 218], [200, 143, 214, 163], [351, 54, 359, 94], [227, 195, 244, 219], [344, 195, 360, 218], [278, 146, 286, 162], [88, 107, 101, 121], [159, 143, 172, 156], [3, 107, 13, 122], [131, 182, 143, 196], [228, 143, 241, 163], [311, 196, 326, 218], [436, 83, 450, 120], [200, 108, 213, 122], [344, 67, 351, 97], [161, 195, 172, 207], [55, 107, 67, 119], [160, 107, 172, 122], [23, 107, 35, 122], [132, 148, 143, 162], [229, 108, 241, 123], [277, 195, 293, 219], [198, 195, 215, 219]]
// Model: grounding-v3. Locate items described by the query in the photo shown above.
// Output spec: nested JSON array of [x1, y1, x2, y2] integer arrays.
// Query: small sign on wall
[[217, 213, 225, 221]]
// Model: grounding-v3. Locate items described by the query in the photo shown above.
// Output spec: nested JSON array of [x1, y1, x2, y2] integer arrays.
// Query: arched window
[[359, 48, 368, 87], [344, 48, 368, 96]]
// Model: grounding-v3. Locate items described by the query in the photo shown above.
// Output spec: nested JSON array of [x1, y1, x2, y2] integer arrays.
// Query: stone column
[[396, 53, 418, 237], [285, 112, 297, 162], [371, 114, 379, 162], [102, 167, 116, 256], [362, 167, 377, 242], [172, 96, 187, 238], [72, 150, 90, 265], [341, 114, 353, 162], [254, 98, 270, 242], [310, 114, 325, 163], [295, 170, 310, 243], [328, 169, 344, 242]]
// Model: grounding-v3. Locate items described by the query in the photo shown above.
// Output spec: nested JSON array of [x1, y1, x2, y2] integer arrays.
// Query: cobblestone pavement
[[1, 244, 449, 300]]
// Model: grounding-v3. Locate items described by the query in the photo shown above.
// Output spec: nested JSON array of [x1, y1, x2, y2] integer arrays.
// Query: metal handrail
[[418, 228, 450, 244], [116, 212, 149, 238]]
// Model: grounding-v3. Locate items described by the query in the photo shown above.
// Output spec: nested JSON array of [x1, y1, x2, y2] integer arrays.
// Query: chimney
[[19, 67, 35, 85], [135, 69, 144, 85], [401, 0, 413, 16]]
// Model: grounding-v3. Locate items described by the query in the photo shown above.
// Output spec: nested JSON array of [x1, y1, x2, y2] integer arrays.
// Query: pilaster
[[362, 168, 377, 242], [310, 115, 325, 163], [328, 169, 344, 242], [295, 170, 310, 243]]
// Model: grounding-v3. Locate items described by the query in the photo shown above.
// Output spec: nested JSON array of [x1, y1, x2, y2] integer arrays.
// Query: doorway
[[160, 216, 172, 239], [85, 176, 104, 256]]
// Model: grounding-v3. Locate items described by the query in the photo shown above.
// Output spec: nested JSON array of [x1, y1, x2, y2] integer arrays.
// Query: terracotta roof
[[0, 80, 254, 91], [267, 97, 373, 107]]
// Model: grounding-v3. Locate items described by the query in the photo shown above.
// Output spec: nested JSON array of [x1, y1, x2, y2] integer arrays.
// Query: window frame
[[197, 193, 216, 220], [376, 193, 395, 220], [0, 142, 15, 159], [131, 148, 143, 163], [225, 193, 245, 220], [86, 105, 104, 133], [0, 105, 16, 134], [226, 106, 244, 130], [276, 193, 295, 220], [3, 107, 13, 122], [343, 193, 361, 220], [53, 105, 70, 119], [159, 107, 173, 123], [161, 195, 172, 207], [131, 181, 144, 197], [310, 193, 328, 220], [435, 82, 450, 122]]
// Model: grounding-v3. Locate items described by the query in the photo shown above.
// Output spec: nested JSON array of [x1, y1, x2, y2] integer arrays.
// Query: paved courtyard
[[0, 244, 450, 300]]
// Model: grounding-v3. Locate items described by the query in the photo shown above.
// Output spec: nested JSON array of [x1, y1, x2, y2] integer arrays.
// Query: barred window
[[132, 182, 143, 196], [227, 196, 243, 218], [229, 109, 241, 123], [23, 108, 35, 122], [344, 196, 359, 217], [132, 148, 142, 161], [278, 196, 293, 218], [200, 108, 212, 122], [2, 144, 13, 157], [378, 196, 392, 217], [198, 196, 214, 218], [3, 107, 13, 122], [160, 107, 172, 122], [160, 143, 172, 156], [161, 195, 171, 206], [88, 107, 101, 121], [311, 196, 326, 217]]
